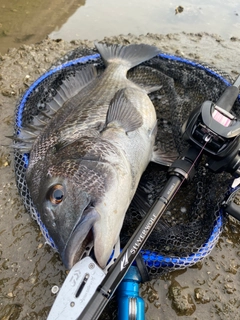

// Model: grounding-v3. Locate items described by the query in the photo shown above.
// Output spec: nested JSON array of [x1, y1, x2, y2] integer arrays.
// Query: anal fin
[[151, 144, 179, 167]]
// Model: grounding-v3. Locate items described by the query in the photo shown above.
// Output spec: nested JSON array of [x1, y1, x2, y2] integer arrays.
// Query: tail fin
[[95, 42, 160, 69]]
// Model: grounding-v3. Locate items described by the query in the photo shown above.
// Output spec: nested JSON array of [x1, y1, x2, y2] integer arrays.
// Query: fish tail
[[95, 42, 160, 70]]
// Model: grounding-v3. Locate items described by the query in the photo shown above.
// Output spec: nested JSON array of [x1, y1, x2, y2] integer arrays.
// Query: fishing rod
[[47, 74, 240, 320]]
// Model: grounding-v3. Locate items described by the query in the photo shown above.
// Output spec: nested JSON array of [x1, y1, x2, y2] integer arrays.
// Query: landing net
[[14, 46, 239, 280]]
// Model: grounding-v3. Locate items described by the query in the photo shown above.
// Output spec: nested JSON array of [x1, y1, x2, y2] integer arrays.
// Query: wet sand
[[0, 33, 240, 319], [0, 0, 85, 55]]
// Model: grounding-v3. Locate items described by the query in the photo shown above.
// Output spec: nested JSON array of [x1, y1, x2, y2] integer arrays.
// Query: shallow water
[[0, 0, 240, 54], [49, 0, 240, 42]]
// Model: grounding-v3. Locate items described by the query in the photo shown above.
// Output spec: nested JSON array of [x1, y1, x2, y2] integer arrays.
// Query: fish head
[[27, 160, 102, 269]]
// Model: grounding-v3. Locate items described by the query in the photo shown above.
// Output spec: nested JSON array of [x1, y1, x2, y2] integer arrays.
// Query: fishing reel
[[182, 75, 240, 176], [168, 75, 240, 185], [180, 75, 240, 222]]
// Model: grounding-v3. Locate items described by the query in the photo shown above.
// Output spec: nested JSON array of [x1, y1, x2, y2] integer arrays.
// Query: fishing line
[[165, 137, 211, 210], [167, 105, 217, 211]]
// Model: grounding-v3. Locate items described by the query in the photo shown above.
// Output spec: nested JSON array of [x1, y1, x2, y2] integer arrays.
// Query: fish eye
[[47, 184, 64, 205]]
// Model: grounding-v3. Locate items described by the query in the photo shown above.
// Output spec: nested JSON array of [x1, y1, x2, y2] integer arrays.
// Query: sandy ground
[[0, 33, 240, 319]]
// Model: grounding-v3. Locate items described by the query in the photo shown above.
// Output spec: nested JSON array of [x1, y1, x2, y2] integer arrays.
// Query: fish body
[[18, 43, 172, 269]]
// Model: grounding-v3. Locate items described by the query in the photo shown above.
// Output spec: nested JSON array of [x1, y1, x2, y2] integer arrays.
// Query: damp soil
[[0, 33, 240, 319], [0, 0, 85, 55]]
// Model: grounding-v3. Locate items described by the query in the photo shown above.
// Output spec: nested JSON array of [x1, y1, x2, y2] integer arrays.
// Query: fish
[[15, 43, 176, 269]]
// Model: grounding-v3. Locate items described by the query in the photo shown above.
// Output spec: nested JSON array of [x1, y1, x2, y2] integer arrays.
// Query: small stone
[[37, 243, 43, 249], [168, 280, 196, 316], [194, 288, 210, 304], [175, 5, 184, 14], [1, 89, 16, 97], [7, 292, 14, 298], [224, 283, 235, 294], [154, 301, 161, 309]]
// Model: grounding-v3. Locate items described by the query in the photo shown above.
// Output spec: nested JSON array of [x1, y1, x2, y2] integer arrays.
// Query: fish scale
[[58, 71, 136, 139]]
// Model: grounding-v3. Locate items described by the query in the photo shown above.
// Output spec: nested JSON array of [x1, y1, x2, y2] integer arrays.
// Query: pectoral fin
[[106, 89, 143, 133]]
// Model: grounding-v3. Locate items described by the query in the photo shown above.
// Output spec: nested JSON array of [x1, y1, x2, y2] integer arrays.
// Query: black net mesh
[[14, 46, 239, 284]]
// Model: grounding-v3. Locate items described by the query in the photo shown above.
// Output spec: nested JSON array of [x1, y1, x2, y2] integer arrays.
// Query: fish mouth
[[62, 207, 100, 269]]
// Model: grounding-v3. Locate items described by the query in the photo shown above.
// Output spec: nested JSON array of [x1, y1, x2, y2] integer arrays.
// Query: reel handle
[[223, 182, 240, 222]]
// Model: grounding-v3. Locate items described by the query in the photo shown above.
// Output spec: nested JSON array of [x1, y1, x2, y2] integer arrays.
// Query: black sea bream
[[16, 43, 174, 269]]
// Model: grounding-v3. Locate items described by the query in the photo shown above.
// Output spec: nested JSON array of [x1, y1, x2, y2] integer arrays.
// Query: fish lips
[[62, 206, 100, 269]]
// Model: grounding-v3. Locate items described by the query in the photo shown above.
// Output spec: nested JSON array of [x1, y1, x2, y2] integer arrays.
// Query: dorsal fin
[[46, 64, 97, 114], [13, 64, 97, 153], [32, 115, 48, 127], [106, 89, 143, 133]]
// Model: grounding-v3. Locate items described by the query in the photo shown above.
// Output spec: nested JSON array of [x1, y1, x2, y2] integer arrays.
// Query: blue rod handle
[[117, 266, 145, 320]]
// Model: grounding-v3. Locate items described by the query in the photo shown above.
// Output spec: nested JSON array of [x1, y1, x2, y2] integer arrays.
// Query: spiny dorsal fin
[[95, 42, 160, 69], [47, 64, 97, 114], [32, 115, 48, 127], [17, 128, 39, 139], [11, 144, 32, 153], [13, 64, 97, 153], [106, 89, 143, 133], [11, 127, 39, 152], [9, 133, 34, 152]]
